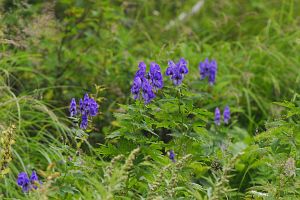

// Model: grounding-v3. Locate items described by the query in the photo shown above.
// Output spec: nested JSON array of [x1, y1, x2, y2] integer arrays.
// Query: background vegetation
[[0, 0, 299, 199]]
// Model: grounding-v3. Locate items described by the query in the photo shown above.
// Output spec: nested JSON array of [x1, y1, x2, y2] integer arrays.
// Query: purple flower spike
[[215, 107, 221, 126], [83, 93, 90, 115], [80, 114, 88, 129], [209, 60, 217, 85], [135, 62, 147, 78], [30, 171, 39, 189], [30, 171, 38, 182], [166, 60, 176, 76], [89, 98, 99, 117], [166, 58, 188, 86], [17, 171, 41, 192], [178, 58, 188, 74], [169, 150, 176, 162], [69, 93, 99, 130], [199, 58, 217, 85], [142, 79, 155, 104], [131, 61, 160, 104], [149, 62, 163, 90], [17, 172, 29, 187], [69, 98, 77, 117], [79, 99, 84, 114], [131, 76, 142, 99], [223, 106, 231, 124], [172, 70, 183, 85], [199, 58, 210, 79], [17, 172, 31, 192]]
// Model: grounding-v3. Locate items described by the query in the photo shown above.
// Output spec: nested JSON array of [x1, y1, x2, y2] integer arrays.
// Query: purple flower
[[199, 58, 210, 79], [30, 171, 39, 189], [223, 106, 230, 124], [82, 93, 90, 115], [135, 62, 147, 78], [17, 172, 30, 192], [69, 94, 99, 130], [131, 76, 142, 99], [69, 98, 77, 117], [131, 62, 160, 104], [215, 107, 221, 126], [30, 171, 38, 183], [141, 78, 155, 104], [80, 114, 88, 129], [178, 58, 188, 74], [166, 60, 176, 76], [209, 60, 217, 85], [149, 62, 163, 90], [166, 58, 188, 86], [89, 98, 99, 117], [79, 98, 84, 114], [199, 58, 217, 85], [172, 69, 183, 85], [17, 171, 40, 192], [169, 150, 176, 162]]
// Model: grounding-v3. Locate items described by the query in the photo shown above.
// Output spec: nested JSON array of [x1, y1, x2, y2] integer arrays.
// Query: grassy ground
[[0, 0, 299, 199]]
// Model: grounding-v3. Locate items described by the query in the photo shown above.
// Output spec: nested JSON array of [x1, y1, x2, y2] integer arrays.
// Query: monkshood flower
[[80, 114, 88, 129], [131, 61, 161, 104], [199, 58, 217, 85], [135, 61, 147, 78], [69, 93, 99, 130], [199, 58, 210, 79], [69, 98, 77, 117], [166, 58, 188, 85], [169, 150, 176, 163], [17, 172, 30, 192], [89, 98, 99, 117], [30, 171, 39, 189], [209, 60, 217, 85], [17, 171, 40, 192], [214, 107, 221, 126], [131, 76, 142, 100], [223, 106, 231, 124], [79, 99, 84, 114], [141, 78, 156, 104], [178, 58, 188, 74], [148, 62, 163, 90], [82, 93, 90, 115]]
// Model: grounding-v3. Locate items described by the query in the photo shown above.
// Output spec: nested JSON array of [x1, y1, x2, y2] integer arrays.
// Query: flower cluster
[[199, 58, 217, 85], [17, 171, 40, 192], [69, 93, 99, 129], [214, 106, 231, 125], [131, 62, 163, 104], [166, 58, 188, 85]]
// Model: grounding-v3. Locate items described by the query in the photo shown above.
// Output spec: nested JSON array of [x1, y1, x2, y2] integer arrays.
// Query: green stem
[[177, 87, 186, 155]]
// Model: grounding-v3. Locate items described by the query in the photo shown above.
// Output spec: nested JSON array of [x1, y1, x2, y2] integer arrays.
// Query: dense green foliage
[[0, 0, 299, 199]]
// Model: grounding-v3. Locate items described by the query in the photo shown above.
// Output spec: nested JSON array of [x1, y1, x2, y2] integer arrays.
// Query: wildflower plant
[[199, 58, 217, 85], [69, 93, 99, 130], [131, 61, 163, 104], [17, 171, 41, 192], [166, 58, 188, 85]]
